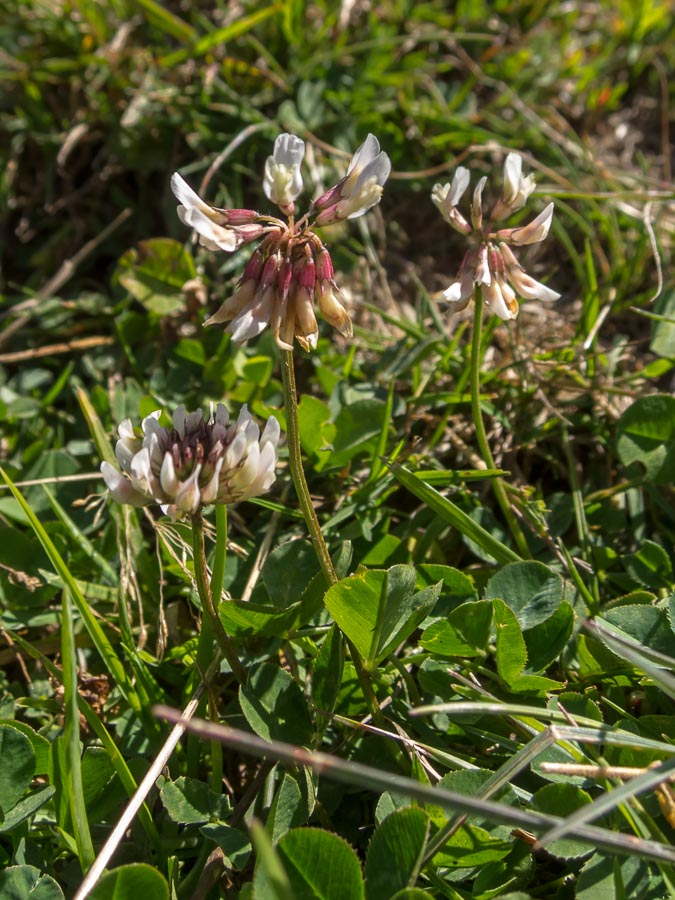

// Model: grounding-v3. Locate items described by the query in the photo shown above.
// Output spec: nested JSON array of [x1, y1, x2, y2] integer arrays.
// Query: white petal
[[227, 286, 275, 343], [172, 406, 188, 439], [483, 279, 516, 320], [100, 462, 148, 506], [141, 410, 162, 435], [160, 452, 180, 496], [170, 173, 209, 212], [272, 133, 305, 167], [224, 431, 248, 468], [449, 167, 471, 206], [475, 244, 491, 285], [174, 466, 202, 515], [346, 133, 380, 177], [508, 269, 561, 301], [502, 153, 523, 203], [178, 205, 239, 252], [260, 416, 280, 449], [200, 457, 225, 504], [508, 203, 554, 245], [214, 404, 230, 427]]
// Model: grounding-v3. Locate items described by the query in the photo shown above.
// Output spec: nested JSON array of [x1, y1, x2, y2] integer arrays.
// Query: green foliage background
[[0, 1, 673, 898]]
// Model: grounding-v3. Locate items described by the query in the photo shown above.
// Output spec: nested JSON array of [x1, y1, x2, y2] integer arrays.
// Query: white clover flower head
[[101, 404, 279, 519], [172, 131, 389, 349], [432, 153, 559, 320], [263, 133, 305, 211]]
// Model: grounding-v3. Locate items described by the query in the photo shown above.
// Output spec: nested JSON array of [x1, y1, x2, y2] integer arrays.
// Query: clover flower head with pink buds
[[171, 132, 391, 351], [432, 152, 560, 320], [101, 404, 279, 520]]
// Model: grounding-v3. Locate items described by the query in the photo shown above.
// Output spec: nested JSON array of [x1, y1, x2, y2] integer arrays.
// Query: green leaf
[[250, 819, 294, 900], [416, 565, 478, 613], [173, 338, 206, 366], [576, 852, 654, 900], [88, 864, 169, 900], [240, 664, 313, 745], [298, 395, 336, 458], [266, 771, 315, 843], [219, 598, 311, 638], [257, 828, 366, 900], [114, 238, 196, 317], [650, 287, 675, 359], [616, 393, 675, 483], [0, 866, 64, 900], [485, 562, 564, 630], [523, 602, 575, 673], [160, 776, 231, 825], [0, 786, 55, 833], [530, 784, 594, 860], [0, 720, 50, 774], [199, 823, 251, 869], [262, 540, 321, 609], [0, 725, 35, 816], [420, 599, 492, 658], [432, 822, 513, 867], [420, 619, 480, 658], [492, 599, 528, 685], [312, 624, 344, 722], [365, 808, 430, 900], [622, 540, 673, 589], [331, 398, 388, 467], [388, 462, 520, 564], [324, 565, 441, 671], [601, 605, 675, 658]]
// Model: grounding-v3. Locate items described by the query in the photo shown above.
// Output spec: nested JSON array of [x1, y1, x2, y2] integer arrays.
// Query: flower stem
[[279, 352, 387, 726], [280, 349, 337, 586], [190, 510, 246, 684], [471, 291, 530, 559]]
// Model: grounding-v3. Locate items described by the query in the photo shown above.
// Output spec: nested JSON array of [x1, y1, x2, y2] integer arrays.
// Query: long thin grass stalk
[[62, 587, 96, 872], [0, 467, 153, 731], [73, 655, 222, 900], [154, 709, 675, 866]]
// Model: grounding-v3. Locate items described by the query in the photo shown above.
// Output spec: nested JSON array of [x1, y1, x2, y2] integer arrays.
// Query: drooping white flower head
[[101, 404, 279, 519], [263, 133, 306, 210], [433, 152, 560, 320], [172, 131, 388, 349]]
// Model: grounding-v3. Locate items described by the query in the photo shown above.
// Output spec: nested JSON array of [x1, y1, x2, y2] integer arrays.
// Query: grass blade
[[62, 587, 96, 871], [0, 466, 149, 727], [387, 460, 521, 564]]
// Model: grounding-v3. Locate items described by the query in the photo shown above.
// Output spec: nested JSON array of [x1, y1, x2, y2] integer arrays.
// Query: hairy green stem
[[280, 349, 337, 586], [279, 351, 387, 724], [471, 292, 530, 559], [191, 510, 246, 685]]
